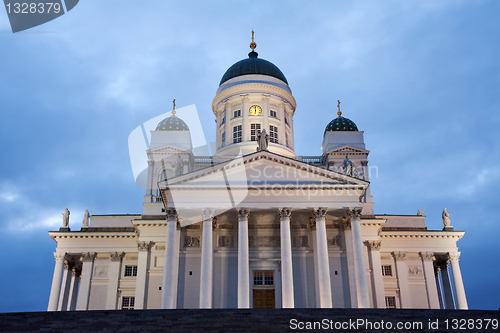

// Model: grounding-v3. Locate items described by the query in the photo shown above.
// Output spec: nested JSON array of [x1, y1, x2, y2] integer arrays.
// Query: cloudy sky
[[1, 0, 499, 312]]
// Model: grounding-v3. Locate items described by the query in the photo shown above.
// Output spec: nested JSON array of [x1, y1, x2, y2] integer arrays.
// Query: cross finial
[[172, 99, 176, 115], [250, 30, 257, 51], [337, 100, 342, 117]]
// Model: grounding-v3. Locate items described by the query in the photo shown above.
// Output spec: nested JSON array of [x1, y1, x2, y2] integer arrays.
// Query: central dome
[[219, 51, 288, 86], [156, 113, 189, 131]]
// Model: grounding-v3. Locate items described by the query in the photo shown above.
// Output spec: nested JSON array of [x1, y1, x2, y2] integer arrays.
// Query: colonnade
[[160, 206, 369, 309]]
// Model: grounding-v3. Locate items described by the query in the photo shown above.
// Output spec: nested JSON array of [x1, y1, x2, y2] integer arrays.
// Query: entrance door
[[252, 271, 275, 308], [253, 289, 275, 308]]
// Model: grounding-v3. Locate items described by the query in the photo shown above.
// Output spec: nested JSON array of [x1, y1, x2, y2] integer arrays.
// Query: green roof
[[156, 114, 189, 131], [220, 51, 288, 86], [324, 116, 358, 134]]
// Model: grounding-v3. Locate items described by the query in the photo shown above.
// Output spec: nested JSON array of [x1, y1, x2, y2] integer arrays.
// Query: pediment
[[326, 145, 370, 155], [160, 150, 368, 188], [148, 145, 191, 154]]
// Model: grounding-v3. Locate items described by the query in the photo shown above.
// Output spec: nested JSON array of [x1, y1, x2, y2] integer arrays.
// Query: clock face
[[249, 105, 262, 116]]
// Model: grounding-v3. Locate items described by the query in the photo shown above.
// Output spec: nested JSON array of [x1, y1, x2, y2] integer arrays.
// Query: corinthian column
[[393, 251, 411, 308], [106, 252, 124, 310], [57, 260, 73, 311], [241, 96, 250, 142], [449, 252, 468, 309], [349, 207, 370, 308], [420, 252, 440, 309], [279, 207, 294, 308], [438, 258, 456, 309], [313, 207, 332, 308], [67, 267, 80, 311], [365, 241, 385, 308], [76, 252, 95, 310], [162, 208, 179, 309], [199, 209, 215, 309], [237, 208, 250, 308], [48, 252, 66, 311]]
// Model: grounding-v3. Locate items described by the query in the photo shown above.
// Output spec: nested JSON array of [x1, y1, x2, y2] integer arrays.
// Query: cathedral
[[47, 35, 468, 311]]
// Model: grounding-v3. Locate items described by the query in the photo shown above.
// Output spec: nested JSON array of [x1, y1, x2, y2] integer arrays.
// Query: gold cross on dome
[[337, 100, 342, 117]]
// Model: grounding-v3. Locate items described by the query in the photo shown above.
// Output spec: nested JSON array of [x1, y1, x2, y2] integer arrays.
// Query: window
[[233, 125, 242, 143], [233, 109, 241, 118], [385, 296, 396, 309], [382, 265, 392, 276], [220, 112, 226, 126], [250, 123, 261, 141], [221, 131, 225, 146], [124, 265, 138, 277], [284, 114, 289, 125], [253, 271, 274, 286], [285, 132, 289, 147], [269, 125, 278, 143], [270, 110, 277, 118], [122, 297, 135, 310]]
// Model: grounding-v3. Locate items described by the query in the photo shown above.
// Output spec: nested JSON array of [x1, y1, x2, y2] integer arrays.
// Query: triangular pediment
[[148, 145, 191, 154], [160, 150, 368, 188], [326, 145, 370, 155]]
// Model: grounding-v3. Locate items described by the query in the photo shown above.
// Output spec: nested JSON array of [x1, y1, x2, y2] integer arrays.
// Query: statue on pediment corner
[[417, 208, 424, 216], [442, 208, 452, 228], [82, 209, 89, 228]]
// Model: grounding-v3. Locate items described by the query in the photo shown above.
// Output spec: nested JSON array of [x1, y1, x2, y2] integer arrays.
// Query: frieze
[[249, 224, 280, 229], [184, 236, 201, 248], [327, 235, 341, 247], [218, 224, 234, 229], [218, 235, 234, 248], [292, 235, 309, 247], [249, 236, 280, 247], [292, 224, 309, 229]]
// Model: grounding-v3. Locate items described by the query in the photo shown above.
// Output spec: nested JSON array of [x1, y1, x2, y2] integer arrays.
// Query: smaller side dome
[[156, 113, 189, 131], [324, 116, 358, 133]]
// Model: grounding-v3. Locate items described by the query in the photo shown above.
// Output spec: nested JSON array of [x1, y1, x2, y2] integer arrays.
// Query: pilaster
[[76, 252, 95, 310], [135, 242, 152, 309], [106, 252, 124, 310], [392, 251, 411, 308], [419, 252, 440, 309], [365, 241, 385, 308]]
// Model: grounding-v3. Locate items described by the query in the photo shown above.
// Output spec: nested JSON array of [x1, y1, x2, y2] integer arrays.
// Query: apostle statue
[[257, 130, 269, 151], [442, 208, 452, 228], [417, 208, 425, 216], [82, 209, 89, 228], [341, 154, 357, 177], [62, 208, 70, 227], [170, 154, 184, 177]]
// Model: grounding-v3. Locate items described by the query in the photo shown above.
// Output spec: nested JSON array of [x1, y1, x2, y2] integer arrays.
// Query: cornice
[[50, 232, 137, 241], [380, 231, 464, 240], [213, 83, 296, 114]]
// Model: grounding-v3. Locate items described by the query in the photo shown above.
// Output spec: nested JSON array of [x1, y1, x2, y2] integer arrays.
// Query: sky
[[0, 0, 499, 312]]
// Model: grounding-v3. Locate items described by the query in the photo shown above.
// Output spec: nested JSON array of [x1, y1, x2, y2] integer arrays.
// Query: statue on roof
[[62, 208, 70, 228], [257, 130, 269, 151], [442, 208, 452, 229], [339, 154, 357, 177], [417, 208, 425, 216], [170, 154, 184, 177], [82, 210, 89, 228]]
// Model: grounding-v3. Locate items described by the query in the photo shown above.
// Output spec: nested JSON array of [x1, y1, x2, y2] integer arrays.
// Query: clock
[[249, 105, 262, 116]]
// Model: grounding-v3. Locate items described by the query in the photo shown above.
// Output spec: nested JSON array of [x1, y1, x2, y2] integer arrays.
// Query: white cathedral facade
[[47, 38, 468, 312]]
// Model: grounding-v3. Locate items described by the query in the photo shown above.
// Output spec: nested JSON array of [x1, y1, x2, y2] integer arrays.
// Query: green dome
[[156, 114, 189, 131], [324, 116, 358, 134], [219, 51, 288, 86]]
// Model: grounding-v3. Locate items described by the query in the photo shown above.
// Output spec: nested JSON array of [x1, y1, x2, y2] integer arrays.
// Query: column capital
[[212, 217, 218, 230], [419, 251, 434, 261], [261, 95, 270, 103], [166, 208, 178, 220], [392, 251, 407, 261], [138, 241, 154, 252], [71, 266, 81, 277], [448, 252, 460, 261], [80, 252, 96, 262], [240, 95, 249, 102], [109, 252, 125, 262], [202, 208, 215, 221], [54, 252, 66, 261], [348, 207, 362, 220], [237, 208, 250, 220], [278, 207, 292, 220], [313, 207, 328, 219], [308, 217, 316, 230], [147, 160, 154, 166], [365, 240, 381, 250], [63, 260, 74, 270]]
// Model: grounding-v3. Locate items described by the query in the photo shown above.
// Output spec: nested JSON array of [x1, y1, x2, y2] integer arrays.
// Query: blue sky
[[0, 0, 499, 312]]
